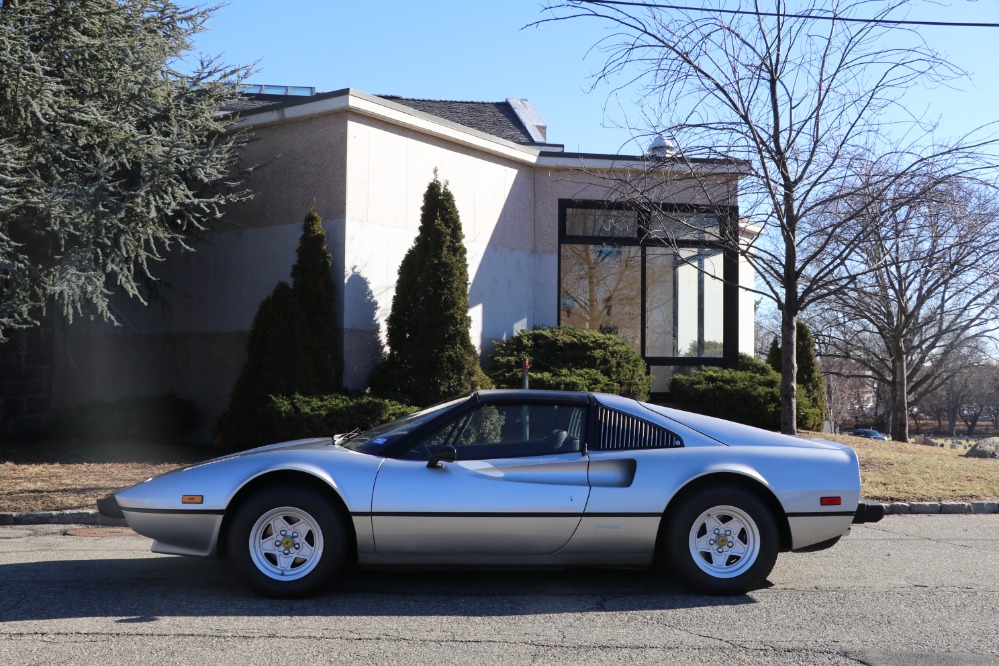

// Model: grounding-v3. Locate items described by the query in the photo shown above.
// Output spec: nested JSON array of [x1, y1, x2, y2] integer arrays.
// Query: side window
[[405, 403, 586, 461]]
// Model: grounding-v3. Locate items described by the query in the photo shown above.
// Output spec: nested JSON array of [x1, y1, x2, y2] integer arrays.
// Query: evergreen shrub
[[264, 394, 417, 442], [487, 326, 650, 400], [670, 354, 816, 431]]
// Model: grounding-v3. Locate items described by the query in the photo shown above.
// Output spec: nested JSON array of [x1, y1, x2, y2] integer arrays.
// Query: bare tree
[[817, 354, 874, 434], [982, 362, 999, 438], [815, 176, 999, 441], [958, 368, 989, 437], [539, 0, 996, 433], [939, 360, 986, 438]]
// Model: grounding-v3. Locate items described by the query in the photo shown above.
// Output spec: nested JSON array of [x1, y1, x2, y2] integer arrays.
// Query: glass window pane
[[649, 365, 700, 393], [565, 208, 639, 238], [646, 211, 721, 242], [645, 248, 676, 357], [645, 248, 724, 358], [676, 248, 724, 357], [649, 365, 676, 394], [560, 244, 642, 350]]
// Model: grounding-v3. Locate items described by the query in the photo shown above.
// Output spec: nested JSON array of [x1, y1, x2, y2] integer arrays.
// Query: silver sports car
[[98, 389, 883, 597]]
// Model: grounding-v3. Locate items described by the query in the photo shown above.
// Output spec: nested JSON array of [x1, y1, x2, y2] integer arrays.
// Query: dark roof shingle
[[375, 96, 537, 144]]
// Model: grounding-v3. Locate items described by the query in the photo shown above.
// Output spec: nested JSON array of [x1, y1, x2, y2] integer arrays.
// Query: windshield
[[338, 397, 467, 455]]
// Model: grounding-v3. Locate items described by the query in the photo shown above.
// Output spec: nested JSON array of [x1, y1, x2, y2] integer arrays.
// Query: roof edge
[[232, 88, 545, 164]]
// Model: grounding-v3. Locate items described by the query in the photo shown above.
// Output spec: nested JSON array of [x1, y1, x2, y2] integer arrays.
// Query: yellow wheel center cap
[[717, 536, 729, 547], [282, 537, 294, 549]]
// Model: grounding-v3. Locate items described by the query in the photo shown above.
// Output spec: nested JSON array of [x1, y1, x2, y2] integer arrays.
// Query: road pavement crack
[[863, 524, 991, 552]]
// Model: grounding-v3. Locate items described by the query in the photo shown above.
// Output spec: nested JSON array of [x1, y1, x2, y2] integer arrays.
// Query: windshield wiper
[[333, 428, 362, 445]]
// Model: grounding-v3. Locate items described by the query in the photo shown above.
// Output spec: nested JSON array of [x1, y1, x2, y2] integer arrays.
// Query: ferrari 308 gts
[[99, 390, 883, 597]]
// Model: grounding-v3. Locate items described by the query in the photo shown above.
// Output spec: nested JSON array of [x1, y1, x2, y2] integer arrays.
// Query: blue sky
[[182, 1, 997, 155]]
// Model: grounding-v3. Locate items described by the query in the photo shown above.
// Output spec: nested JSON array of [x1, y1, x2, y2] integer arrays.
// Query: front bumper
[[97, 494, 124, 519], [852, 501, 885, 524]]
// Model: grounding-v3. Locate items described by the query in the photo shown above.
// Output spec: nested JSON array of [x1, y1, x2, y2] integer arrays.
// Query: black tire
[[227, 484, 347, 598], [662, 484, 779, 594]]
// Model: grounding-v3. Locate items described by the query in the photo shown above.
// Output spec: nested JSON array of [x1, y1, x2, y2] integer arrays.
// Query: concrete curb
[[0, 509, 127, 527], [884, 501, 999, 515], [2, 502, 999, 526]]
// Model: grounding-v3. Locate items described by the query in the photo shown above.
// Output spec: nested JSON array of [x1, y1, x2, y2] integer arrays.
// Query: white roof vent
[[647, 134, 677, 157], [507, 98, 548, 143]]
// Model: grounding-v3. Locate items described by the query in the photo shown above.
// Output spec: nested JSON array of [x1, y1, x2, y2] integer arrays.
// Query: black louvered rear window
[[594, 405, 683, 451]]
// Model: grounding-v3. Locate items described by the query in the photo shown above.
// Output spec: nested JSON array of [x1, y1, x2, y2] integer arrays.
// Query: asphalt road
[[1, 516, 997, 665]]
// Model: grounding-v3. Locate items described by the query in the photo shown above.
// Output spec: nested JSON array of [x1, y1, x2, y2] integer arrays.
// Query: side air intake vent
[[594, 406, 683, 451]]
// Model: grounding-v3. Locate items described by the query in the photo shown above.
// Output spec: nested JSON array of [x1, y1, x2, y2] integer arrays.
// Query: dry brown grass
[[2, 432, 997, 513], [806, 432, 999, 502], [0, 440, 206, 514]]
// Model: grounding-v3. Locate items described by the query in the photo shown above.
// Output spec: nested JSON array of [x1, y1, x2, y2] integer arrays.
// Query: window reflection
[[559, 204, 731, 392], [675, 248, 724, 358], [559, 244, 641, 350], [646, 211, 721, 242], [645, 248, 724, 358], [565, 208, 639, 238]]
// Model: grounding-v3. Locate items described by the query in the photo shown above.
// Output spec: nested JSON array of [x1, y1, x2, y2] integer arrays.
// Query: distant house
[[37, 86, 755, 435]]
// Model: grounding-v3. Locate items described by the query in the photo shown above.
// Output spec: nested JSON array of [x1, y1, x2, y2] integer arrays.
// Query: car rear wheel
[[663, 485, 778, 594], [227, 484, 347, 598]]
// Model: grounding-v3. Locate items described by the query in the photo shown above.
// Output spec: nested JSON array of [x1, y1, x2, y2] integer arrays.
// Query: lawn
[[0, 440, 204, 514], [1, 432, 997, 514], [806, 432, 999, 503]]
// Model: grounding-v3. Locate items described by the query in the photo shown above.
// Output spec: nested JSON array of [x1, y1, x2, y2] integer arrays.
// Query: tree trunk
[[780, 308, 798, 435], [892, 353, 909, 442]]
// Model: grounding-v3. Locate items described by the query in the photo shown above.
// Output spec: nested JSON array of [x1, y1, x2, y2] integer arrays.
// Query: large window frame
[[558, 199, 740, 397]]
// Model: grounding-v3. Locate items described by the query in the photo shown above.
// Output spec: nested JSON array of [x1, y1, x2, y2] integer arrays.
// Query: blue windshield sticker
[[371, 437, 388, 446]]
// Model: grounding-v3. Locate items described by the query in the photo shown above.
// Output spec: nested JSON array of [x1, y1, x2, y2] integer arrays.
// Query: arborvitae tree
[[0, 0, 250, 339], [765, 322, 828, 431], [291, 208, 343, 393], [795, 322, 828, 430], [218, 209, 342, 448], [370, 174, 486, 406]]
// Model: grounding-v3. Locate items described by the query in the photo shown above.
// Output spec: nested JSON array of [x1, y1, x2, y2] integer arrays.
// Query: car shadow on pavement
[[0, 556, 759, 622]]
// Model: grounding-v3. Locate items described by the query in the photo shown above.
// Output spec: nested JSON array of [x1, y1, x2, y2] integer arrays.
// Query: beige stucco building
[[44, 87, 754, 438]]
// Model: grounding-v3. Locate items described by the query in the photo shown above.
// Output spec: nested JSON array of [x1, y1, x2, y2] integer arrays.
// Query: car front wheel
[[663, 485, 778, 594], [227, 484, 347, 598]]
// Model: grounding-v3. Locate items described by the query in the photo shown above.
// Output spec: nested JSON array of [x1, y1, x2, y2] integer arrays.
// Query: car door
[[371, 400, 591, 554]]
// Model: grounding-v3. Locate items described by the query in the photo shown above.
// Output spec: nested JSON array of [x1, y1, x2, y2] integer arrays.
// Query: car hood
[[198, 437, 336, 465], [646, 405, 849, 451]]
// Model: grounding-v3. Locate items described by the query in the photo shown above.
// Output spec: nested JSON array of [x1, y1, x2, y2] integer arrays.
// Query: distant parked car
[[851, 428, 887, 440]]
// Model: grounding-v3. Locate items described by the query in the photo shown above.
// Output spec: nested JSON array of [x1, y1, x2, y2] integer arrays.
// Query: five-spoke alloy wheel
[[663, 484, 778, 594], [228, 484, 346, 598]]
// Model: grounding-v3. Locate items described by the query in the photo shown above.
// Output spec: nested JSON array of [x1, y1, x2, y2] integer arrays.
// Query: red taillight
[[820, 496, 842, 506]]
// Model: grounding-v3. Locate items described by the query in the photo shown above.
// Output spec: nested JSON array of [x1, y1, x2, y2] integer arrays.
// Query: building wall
[[339, 112, 541, 387], [51, 112, 351, 435], [46, 99, 755, 435]]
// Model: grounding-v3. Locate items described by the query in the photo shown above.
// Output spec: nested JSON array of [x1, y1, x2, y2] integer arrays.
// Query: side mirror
[[427, 445, 457, 469]]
